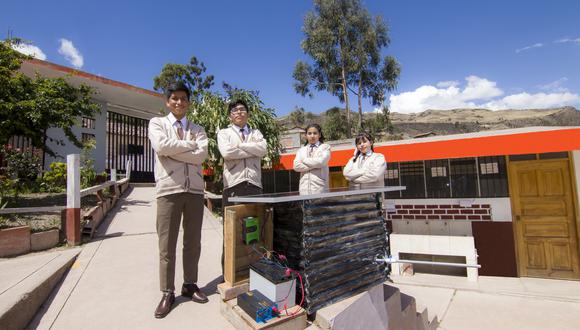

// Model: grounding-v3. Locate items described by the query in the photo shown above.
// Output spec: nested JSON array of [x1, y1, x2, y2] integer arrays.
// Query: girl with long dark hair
[[293, 124, 331, 194]]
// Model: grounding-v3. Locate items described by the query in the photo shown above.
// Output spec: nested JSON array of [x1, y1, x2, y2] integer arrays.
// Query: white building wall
[[386, 197, 512, 237], [43, 101, 107, 172]]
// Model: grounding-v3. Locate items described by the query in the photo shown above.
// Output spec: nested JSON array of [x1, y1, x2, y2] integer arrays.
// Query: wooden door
[[329, 170, 348, 188], [509, 159, 580, 279]]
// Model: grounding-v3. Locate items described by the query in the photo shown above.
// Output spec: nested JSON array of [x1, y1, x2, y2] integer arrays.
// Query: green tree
[[289, 106, 306, 128], [351, 13, 401, 131], [0, 39, 101, 157], [322, 107, 349, 140], [364, 105, 394, 137], [294, 0, 399, 137], [153, 56, 214, 102]]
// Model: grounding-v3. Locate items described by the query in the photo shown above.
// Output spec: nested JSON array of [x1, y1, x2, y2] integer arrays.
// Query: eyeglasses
[[230, 106, 247, 113]]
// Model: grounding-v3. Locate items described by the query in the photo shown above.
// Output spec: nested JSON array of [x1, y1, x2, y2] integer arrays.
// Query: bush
[[40, 162, 67, 193], [0, 146, 42, 191]]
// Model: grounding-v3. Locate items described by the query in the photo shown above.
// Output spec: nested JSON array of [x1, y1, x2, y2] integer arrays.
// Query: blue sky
[[2, 0, 580, 116]]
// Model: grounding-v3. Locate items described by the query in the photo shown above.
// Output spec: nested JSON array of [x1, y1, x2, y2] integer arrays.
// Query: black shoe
[[154, 292, 175, 318], [181, 283, 209, 303]]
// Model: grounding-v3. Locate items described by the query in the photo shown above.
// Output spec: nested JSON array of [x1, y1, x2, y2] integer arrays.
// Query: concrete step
[[416, 307, 429, 330], [383, 285, 403, 330], [0, 248, 81, 330], [314, 283, 435, 330], [400, 292, 418, 330], [316, 287, 385, 330], [428, 316, 439, 330]]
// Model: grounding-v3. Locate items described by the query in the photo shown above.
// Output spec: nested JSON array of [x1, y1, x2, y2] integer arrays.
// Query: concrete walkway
[[29, 186, 234, 330]]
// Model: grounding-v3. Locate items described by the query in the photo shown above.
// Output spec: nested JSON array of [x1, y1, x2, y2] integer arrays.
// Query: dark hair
[[304, 123, 325, 145], [228, 99, 249, 113], [164, 81, 191, 101], [353, 131, 374, 162]]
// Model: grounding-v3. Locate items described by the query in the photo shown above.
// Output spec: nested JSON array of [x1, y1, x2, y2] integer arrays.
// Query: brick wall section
[[0, 226, 31, 257], [388, 204, 492, 221]]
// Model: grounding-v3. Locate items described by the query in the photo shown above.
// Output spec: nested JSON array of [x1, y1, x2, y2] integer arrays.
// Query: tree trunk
[[357, 74, 363, 132], [341, 66, 351, 138]]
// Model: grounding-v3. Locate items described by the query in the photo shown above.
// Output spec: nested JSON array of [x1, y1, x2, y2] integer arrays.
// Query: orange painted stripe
[[277, 128, 580, 170]]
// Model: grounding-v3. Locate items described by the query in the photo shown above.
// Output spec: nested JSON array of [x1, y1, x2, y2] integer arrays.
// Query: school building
[[271, 127, 580, 280], [17, 58, 164, 182]]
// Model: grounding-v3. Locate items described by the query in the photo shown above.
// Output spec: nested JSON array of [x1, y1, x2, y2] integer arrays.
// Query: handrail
[[0, 205, 66, 215], [1, 175, 129, 215], [204, 190, 222, 199], [80, 180, 116, 197], [376, 256, 481, 268]]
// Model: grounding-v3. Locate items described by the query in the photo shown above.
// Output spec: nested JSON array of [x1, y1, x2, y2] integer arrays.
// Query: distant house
[[413, 131, 436, 138], [279, 127, 305, 153], [18, 59, 164, 182]]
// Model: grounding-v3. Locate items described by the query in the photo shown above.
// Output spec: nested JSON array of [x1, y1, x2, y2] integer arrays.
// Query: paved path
[[30, 186, 234, 329]]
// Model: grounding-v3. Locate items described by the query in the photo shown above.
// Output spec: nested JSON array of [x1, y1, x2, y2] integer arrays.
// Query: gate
[[106, 111, 154, 182]]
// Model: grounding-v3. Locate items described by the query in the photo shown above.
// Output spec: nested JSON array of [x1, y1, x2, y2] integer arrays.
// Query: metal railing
[[0, 159, 132, 215], [375, 255, 481, 269]]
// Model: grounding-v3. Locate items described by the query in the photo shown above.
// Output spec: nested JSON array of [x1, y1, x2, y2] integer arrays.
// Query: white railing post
[[66, 154, 81, 245], [125, 160, 131, 181], [111, 168, 117, 182]]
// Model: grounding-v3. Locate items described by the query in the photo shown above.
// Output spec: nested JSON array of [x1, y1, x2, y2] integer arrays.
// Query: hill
[[279, 106, 580, 140]]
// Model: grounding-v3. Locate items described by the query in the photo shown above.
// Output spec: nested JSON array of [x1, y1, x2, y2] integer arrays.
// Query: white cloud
[[555, 37, 580, 45], [515, 43, 543, 53], [436, 81, 458, 88], [388, 76, 580, 113], [11, 43, 47, 60], [483, 92, 580, 110], [538, 77, 569, 93], [460, 75, 503, 100], [58, 38, 84, 68]]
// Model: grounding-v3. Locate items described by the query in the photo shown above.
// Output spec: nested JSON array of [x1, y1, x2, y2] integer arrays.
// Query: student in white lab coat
[[343, 132, 386, 189], [293, 124, 331, 194]]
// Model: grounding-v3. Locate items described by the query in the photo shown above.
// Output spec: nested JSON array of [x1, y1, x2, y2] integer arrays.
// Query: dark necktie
[[309, 144, 316, 157], [240, 128, 245, 141], [177, 121, 184, 140]]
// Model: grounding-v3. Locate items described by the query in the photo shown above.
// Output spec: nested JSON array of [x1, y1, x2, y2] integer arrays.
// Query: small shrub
[[40, 162, 67, 193], [0, 146, 42, 194]]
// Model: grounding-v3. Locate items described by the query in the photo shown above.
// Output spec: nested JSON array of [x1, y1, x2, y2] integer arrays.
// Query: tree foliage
[[364, 106, 394, 138], [0, 39, 101, 157], [322, 107, 349, 140], [289, 106, 306, 128], [293, 0, 400, 135], [153, 56, 214, 103]]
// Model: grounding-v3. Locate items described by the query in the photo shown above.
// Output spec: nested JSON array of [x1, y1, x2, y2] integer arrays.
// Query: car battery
[[250, 260, 296, 310]]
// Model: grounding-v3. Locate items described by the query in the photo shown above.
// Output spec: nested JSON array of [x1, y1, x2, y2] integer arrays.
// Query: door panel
[[509, 159, 580, 279]]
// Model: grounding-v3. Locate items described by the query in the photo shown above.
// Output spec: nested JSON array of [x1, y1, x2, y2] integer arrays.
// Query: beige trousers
[[156, 192, 204, 292]]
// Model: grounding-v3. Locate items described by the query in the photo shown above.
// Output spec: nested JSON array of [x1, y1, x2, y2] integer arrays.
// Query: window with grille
[[425, 159, 450, 198], [450, 158, 478, 198], [81, 133, 95, 143], [478, 156, 508, 197], [399, 161, 426, 198], [385, 162, 401, 198], [82, 117, 96, 129]]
